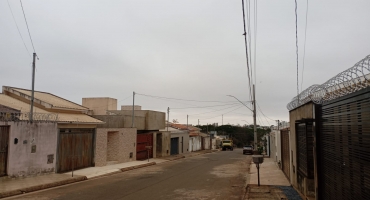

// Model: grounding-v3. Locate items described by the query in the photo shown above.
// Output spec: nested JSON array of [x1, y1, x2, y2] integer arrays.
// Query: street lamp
[[227, 93, 257, 153]]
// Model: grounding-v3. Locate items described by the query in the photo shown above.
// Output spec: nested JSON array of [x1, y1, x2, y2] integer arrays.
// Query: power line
[[199, 106, 244, 121], [253, 0, 257, 85], [241, 0, 253, 101], [294, 0, 299, 102], [171, 102, 245, 110], [256, 102, 276, 121], [7, 0, 31, 57], [301, 0, 309, 92], [20, 0, 36, 53], [87, 95, 133, 110], [190, 104, 241, 116], [136, 93, 247, 103]]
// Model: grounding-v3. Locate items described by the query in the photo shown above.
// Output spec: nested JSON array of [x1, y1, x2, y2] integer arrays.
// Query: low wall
[[0, 121, 58, 178]]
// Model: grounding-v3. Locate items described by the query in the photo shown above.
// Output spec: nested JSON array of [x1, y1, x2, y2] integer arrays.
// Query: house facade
[[286, 55, 370, 199], [83, 98, 168, 162], [0, 86, 103, 177]]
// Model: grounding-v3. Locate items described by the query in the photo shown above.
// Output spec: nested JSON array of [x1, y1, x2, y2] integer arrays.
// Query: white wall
[[188, 136, 201, 152], [1, 121, 58, 178]]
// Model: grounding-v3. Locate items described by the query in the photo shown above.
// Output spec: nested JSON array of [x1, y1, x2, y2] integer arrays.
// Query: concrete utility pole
[[222, 114, 223, 126], [253, 84, 257, 151], [30, 53, 36, 122], [187, 115, 188, 129], [167, 107, 169, 131], [132, 91, 135, 128]]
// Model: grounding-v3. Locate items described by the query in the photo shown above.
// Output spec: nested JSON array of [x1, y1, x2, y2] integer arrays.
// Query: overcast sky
[[1, 0, 369, 126]]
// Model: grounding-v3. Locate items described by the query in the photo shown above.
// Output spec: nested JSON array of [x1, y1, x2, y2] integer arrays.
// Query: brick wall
[[95, 128, 137, 167]]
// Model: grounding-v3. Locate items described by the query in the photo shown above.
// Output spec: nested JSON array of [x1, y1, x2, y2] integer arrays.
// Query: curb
[[88, 162, 157, 179], [0, 176, 87, 199]]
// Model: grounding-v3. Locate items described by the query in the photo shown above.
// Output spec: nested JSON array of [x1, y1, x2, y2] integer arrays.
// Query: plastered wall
[[0, 121, 58, 178], [289, 102, 315, 198]]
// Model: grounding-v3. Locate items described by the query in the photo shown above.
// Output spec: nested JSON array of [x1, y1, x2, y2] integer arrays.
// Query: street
[[6, 150, 252, 200]]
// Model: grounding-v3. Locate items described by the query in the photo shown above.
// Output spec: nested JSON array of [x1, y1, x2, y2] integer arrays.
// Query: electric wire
[[294, 0, 299, 102], [199, 106, 244, 121], [136, 93, 243, 103], [241, 0, 253, 101], [190, 104, 241, 116], [7, 0, 31, 57], [87, 95, 133, 110], [20, 0, 36, 54], [247, 0, 253, 86], [171, 102, 246, 110], [301, 0, 309, 92], [256, 102, 276, 121], [257, 109, 270, 126], [253, 0, 257, 85]]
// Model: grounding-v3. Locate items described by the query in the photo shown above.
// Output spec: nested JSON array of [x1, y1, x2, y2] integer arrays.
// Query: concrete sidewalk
[[249, 157, 290, 186], [0, 149, 216, 199], [245, 157, 302, 200]]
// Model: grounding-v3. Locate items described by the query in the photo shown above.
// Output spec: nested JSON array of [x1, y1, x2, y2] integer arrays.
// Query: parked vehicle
[[243, 145, 253, 154], [221, 140, 233, 151]]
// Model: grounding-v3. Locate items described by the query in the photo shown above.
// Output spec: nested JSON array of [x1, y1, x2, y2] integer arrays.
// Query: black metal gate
[[318, 87, 370, 200], [281, 128, 290, 180], [171, 137, 179, 155], [0, 126, 9, 177], [57, 129, 95, 173]]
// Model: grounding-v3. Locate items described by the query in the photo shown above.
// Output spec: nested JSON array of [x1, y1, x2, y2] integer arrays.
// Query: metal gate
[[281, 128, 290, 180], [171, 137, 179, 155], [296, 121, 314, 179], [318, 87, 370, 200], [0, 126, 9, 177], [57, 129, 94, 173], [136, 133, 153, 160]]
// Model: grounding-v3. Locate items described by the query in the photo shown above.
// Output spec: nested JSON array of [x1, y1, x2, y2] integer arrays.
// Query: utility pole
[[30, 53, 36, 122], [132, 91, 135, 128], [167, 107, 169, 131], [222, 114, 223, 126], [198, 119, 199, 126], [253, 84, 257, 152], [187, 115, 188, 129]]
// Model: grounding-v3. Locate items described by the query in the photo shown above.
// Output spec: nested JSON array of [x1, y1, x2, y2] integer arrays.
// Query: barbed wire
[[0, 112, 58, 122], [287, 54, 370, 110]]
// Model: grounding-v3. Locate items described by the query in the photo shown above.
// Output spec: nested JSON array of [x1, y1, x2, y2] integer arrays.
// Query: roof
[[169, 123, 201, 131], [159, 127, 188, 133], [4, 86, 89, 111], [0, 93, 102, 124]]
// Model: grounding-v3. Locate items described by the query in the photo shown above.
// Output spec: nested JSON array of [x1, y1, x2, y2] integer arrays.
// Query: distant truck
[[221, 140, 233, 151]]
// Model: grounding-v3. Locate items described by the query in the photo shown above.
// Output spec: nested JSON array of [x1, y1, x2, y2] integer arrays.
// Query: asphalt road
[[9, 149, 252, 200]]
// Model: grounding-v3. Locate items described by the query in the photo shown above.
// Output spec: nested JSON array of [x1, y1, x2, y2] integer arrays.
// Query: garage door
[[171, 137, 179, 155], [57, 129, 94, 173], [318, 87, 370, 199], [137, 133, 153, 160]]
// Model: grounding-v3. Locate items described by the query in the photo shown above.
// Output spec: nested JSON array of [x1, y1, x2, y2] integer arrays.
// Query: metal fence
[[287, 54, 370, 110], [0, 112, 58, 122]]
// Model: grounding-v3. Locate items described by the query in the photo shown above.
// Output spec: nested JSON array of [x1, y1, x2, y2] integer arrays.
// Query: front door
[[0, 126, 9, 177]]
